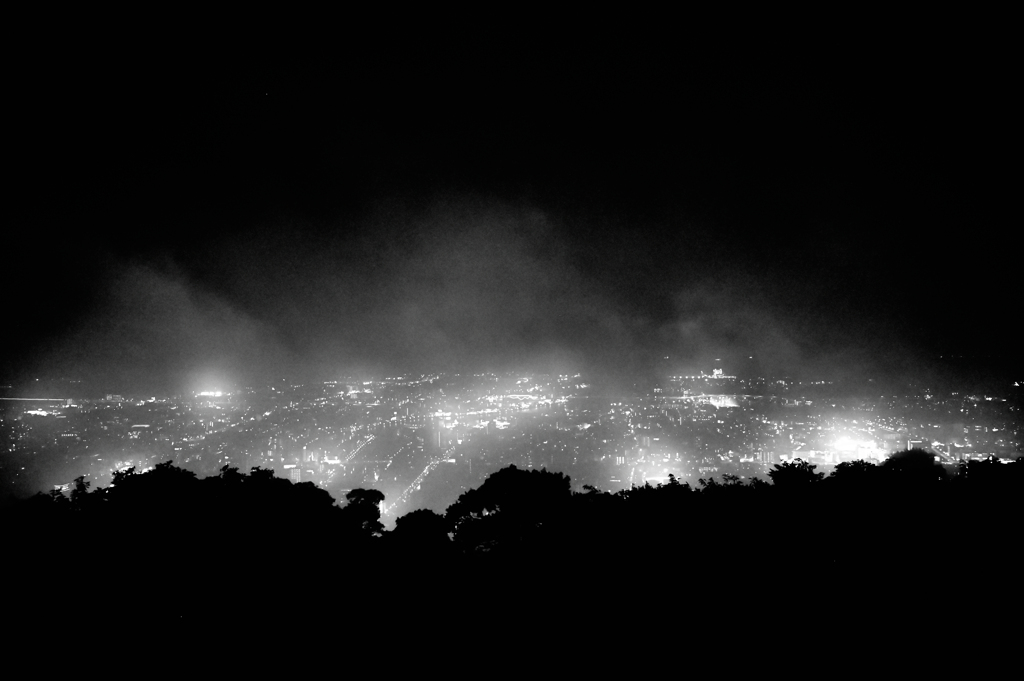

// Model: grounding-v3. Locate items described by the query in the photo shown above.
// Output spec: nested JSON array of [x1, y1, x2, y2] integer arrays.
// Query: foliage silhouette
[[5, 451, 1021, 633], [881, 447, 948, 484], [767, 458, 826, 487], [445, 465, 572, 558]]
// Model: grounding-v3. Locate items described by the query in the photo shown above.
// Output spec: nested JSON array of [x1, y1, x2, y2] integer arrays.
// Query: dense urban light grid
[[2, 371, 1019, 518]]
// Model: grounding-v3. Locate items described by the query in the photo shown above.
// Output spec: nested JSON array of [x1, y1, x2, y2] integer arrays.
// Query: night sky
[[6, 33, 1018, 395]]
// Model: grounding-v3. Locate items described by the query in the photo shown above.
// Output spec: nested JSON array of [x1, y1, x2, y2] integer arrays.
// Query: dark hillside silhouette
[[5, 451, 1021, 637]]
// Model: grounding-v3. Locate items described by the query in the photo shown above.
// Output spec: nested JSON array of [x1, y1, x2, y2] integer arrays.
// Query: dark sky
[[6, 32, 1018, 394]]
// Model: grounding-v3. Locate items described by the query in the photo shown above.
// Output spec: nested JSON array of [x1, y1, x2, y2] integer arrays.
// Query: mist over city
[[4, 26, 1020, 663]]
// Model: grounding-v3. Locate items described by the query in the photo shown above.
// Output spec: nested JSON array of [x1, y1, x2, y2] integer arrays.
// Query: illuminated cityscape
[[3, 369, 1018, 519]]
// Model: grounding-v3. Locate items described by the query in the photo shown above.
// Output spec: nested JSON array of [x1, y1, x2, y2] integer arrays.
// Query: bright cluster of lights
[[834, 436, 859, 452], [833, 436, 886, 459]]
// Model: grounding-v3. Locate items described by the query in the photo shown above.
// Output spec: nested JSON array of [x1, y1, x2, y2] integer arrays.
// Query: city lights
[[2, 368, 1018, 516]]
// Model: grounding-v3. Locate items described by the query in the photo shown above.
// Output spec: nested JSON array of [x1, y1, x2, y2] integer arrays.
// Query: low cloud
[[31, 264, 297, 394]]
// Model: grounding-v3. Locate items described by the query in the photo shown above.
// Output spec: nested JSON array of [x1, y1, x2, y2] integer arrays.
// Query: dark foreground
[[4, 452, 1019, 670]]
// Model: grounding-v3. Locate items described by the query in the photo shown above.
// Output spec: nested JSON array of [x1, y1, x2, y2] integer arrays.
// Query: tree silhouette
[[388, 508, 451, 574], [829, 459, 878, 483], [340, 488, 385, 538], [767, 459, 824, 487], [446, 465, 571, 555], [5, 446, 1021, 634], [881, 448, 947, 484], [70, 475, 90, 508], [393, 508, 448, 543]]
